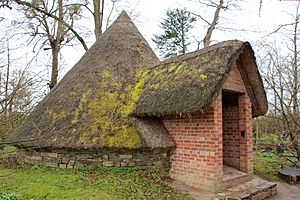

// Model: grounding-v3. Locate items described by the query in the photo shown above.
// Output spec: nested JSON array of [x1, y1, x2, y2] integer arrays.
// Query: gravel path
[[269, 182, 300, 200]]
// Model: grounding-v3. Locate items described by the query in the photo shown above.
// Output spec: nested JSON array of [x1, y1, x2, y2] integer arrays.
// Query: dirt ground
[[269, 182, 300, 200], [171, 180, 216, 200]]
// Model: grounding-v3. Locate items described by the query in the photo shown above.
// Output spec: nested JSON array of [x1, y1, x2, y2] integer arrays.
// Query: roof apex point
[[116, 10, 131, 22]]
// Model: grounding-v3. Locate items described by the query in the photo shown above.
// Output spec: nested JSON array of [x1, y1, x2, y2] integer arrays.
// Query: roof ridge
[[148, 40, 244, 71]]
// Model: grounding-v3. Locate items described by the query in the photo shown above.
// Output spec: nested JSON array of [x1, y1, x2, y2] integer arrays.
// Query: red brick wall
[[223, 64, 253, 174], [223, 64, 247, 93], [222, 105, 240, 169], [163, 94, 223, 191], [163, 63, 253, 191], [239, 94, 253, 173]]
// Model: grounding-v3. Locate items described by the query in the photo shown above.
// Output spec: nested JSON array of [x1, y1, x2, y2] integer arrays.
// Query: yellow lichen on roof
[[74, 68, 149, 148]]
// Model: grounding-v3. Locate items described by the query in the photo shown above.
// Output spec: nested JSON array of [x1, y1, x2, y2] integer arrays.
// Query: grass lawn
[[253, 149, 300, 182], [0, 146, 190, 200], [253, 133, 300, 182], [0, 165, 190, 200], [254, 150, 286, 182]]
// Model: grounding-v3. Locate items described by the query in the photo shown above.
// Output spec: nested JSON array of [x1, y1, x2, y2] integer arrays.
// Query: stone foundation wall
[[17, 148, 171, 170]]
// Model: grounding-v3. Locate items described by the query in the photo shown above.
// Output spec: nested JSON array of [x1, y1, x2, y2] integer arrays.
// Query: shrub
[[0, 193, 22, 200], [0, 114, 25, 142]]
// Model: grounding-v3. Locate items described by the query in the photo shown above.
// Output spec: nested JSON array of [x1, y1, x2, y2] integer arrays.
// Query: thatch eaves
[[133, 40, 268, 117], [6, 11, 175, 150]]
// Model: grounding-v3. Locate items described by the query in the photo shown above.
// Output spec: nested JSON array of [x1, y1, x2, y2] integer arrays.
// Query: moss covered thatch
[[6, 11, 174, 149], [134, 40, 267, 117], [7, 12, 267, 150]]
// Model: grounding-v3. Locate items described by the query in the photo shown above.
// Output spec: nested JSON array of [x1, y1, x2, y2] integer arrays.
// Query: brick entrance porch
[[163, 64, 254, 192]]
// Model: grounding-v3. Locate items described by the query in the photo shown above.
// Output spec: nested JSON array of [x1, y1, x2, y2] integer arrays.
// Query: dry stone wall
[[17, 148, 171, 170]]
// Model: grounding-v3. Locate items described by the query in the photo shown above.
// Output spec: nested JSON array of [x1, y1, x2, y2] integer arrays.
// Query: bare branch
[[203, 0, 223, 47], [14, 0, 88, 51]]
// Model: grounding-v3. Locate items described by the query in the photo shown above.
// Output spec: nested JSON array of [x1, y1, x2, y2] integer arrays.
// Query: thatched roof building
[[7, 11, 267, 151], [7, 11, 271, 193], [7, 11, 174, 150]]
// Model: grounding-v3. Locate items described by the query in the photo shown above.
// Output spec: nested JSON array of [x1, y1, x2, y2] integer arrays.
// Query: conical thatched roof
[[7, 11, 175, 149], [7, 12, 267, 150], [133, 40, 268, 117]]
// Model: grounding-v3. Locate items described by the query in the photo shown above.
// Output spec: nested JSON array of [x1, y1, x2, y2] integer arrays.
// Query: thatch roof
[[6, 11, 175, 149], [7, 12, 267, 150], [133, 40, 267, 117]]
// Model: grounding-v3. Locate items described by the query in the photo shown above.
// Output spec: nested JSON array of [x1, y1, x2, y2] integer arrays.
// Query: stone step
[[223, 174, 252, 190], [218, 176, 277, 200]]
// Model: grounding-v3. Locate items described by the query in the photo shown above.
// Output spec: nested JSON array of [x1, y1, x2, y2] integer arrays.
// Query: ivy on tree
[[152, 8, 196, 59]]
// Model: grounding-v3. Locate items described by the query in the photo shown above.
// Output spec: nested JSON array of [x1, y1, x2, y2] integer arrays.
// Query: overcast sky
[[127, 0, 299, 49], [1, 0, 300, 80], [61, 0, 300, 68]]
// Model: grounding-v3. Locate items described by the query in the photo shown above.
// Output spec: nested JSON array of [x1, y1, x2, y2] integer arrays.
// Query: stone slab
[[218, 176, 277, 200]]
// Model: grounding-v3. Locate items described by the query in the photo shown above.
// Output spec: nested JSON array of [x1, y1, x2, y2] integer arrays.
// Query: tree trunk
[[274, 89, 277, 115], [292, 14, 299, 115], [49, 42, 59, 89], [203, 0, 223, 47], [4, 40, 10, 116], [8, 95, 13, 114], [93, 0, 104, 40], [49, 0, 63, 89], [181, 23, 186, 54]]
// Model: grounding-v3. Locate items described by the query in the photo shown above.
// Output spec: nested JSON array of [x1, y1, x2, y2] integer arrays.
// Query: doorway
[[222, 91, 241, 170], [222, 91, 249, 183]]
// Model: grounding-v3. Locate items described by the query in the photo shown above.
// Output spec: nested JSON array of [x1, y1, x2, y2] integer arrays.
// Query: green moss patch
[[72, 68, 149, 148], [49, 111, 67, 123]]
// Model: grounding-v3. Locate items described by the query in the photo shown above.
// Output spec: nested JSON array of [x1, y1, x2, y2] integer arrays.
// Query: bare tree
[[1, 0, 130, 89], [290, 5, 299, 115], [93, 0, 104, 40], [264, 3, 300, 115], [202, 0, 224, 47], [0, 42, 37, 115], [257, 42, 300, 166], [81, 0, 128, 40], [3, 40, 10, 115], [191, 0, 239, 49], [2, 0, 88, 50], [257, 3, 300, 165], [189, 0, 238, 47], [10, 0, 87, 89]]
